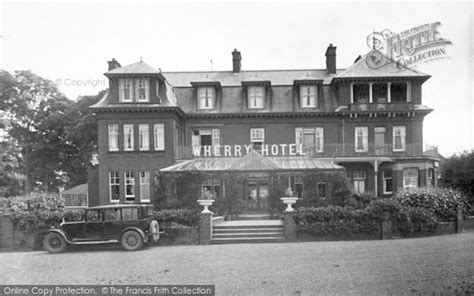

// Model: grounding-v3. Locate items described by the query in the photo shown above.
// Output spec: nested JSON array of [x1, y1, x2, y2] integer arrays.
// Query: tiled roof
[[61, 183, 88, 195], [160, 151, 344, 172], [105, 61, 160, 75], [161, 69, 343, 87], [336, 50, 430, 80]]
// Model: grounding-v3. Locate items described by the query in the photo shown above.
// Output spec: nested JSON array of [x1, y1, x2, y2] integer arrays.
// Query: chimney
[[232, 49, 242, 73], [325, 44, 337, 74], [107, 58, 121, 71]]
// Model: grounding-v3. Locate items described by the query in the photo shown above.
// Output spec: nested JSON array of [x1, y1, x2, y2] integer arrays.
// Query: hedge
[[393, 187, 469, 220], [295, 198, 440, 238]]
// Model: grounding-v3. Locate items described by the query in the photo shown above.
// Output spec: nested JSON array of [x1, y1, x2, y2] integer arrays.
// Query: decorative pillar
[[387, 82, 391, 103], [198, 199, 215, 244], [369, 82, 373, 103], [283, 212, 296, 241], [374, 160, 378, 197]]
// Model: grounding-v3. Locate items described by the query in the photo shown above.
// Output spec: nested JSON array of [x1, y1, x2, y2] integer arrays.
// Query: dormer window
[[248, 86, 265, 109], [300, 85, 317, 108], [120, 79, 133, 102], [119, 78, 149, 102], [136, 79, 149, 102], [198, 87, 215, 110]]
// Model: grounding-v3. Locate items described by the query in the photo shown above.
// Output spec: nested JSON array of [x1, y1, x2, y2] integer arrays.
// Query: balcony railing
[[349, 102, 414, 112], [177, 143, 424, 159]]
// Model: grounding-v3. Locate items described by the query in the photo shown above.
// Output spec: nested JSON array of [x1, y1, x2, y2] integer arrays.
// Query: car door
[[85, 209, 104, 239], [103, 208, 123, 239]]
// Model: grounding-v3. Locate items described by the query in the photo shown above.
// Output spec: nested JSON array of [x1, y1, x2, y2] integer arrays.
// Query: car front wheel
[[121, 230, 144, 251], [43, 232, 67, 253]]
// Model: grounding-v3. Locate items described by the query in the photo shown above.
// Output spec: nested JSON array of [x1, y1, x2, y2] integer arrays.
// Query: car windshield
[[63, 208, 85, 222]]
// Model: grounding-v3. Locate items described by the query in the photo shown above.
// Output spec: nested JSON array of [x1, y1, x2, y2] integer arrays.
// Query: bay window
[[353, 170, 366, 194], [119, 78, 150, 102], [403, 168, 418, 189]]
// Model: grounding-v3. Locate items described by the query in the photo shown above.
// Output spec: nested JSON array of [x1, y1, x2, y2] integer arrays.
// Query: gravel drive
[[1, 232, 473, 295]]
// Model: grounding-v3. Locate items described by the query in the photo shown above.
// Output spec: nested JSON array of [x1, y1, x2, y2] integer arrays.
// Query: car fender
[[46, 229, 72, 244], [121, 227, 148, 243]]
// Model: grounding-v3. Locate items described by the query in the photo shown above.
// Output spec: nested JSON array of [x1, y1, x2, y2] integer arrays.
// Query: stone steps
[[211, 220, 285, 244]]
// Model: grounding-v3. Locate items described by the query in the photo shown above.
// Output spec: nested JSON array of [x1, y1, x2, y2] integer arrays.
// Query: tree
[[441, 150, 474, 205], [62, 91, 104, 187]]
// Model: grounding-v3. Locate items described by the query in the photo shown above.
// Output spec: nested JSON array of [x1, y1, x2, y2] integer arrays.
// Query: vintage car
[[43, 204, 161, 253]]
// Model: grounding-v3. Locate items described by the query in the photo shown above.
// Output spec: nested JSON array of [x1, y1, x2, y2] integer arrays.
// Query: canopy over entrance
[[160, 150, 344, 172]]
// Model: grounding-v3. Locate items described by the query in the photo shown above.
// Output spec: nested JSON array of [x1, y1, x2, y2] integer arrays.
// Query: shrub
[[393, 187, 469, 220], [153, 209, 200, 227], [6, 192, 64, 232]]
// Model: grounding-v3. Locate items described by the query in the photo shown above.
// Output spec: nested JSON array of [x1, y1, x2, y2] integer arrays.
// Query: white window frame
[[119, 79, 133, 102], [154, 124, 165, 151], [315, 127, 324, 153], [250, 128, 265, 143], [248, 86, 265, 109], [140, 171, 150, 202], [317, 182, 327, 199], [109, 171, 120, 202], [123, 124, 134, 151], [393, 126, 406, 152], [383, 170, 393, 194], [403, 168, 418, 189], [355, 127, 369, 152], [135, 79, 150, 102], [353, 170, 366, 194], [108, 124, 119, 151], [300, 85, 317, 108], [125, 171, 135, 201], [198, 87, 215, 110], [138, 124, 149, 151]]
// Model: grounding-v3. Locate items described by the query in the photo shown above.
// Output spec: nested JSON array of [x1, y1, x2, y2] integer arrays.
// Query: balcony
[[349, 102, 415, 112]]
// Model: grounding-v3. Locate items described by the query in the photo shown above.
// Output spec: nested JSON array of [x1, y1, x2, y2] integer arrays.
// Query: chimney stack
[[325, 44, 337, 74], [232, 49, 242, 73], [107, 58, 121, 71]]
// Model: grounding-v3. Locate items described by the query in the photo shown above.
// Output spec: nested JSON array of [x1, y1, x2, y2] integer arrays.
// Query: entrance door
[[246, 182, 269, 211], [374, 127, 386, 155]]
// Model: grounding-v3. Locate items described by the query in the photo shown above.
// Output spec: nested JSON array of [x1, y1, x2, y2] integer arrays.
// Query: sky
[[0, 1, 472, 157]]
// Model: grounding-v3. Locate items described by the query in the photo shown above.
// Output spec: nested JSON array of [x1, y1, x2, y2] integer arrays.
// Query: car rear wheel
[[121, 230, 144, 251], [149, 220, 160, 242], [43, 232, 67, 253]]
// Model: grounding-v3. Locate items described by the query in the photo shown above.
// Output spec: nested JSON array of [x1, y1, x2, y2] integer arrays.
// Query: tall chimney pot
[[107, 58, 121, 71], [325, 44, 337, 74], [232, 49, 242, 73]]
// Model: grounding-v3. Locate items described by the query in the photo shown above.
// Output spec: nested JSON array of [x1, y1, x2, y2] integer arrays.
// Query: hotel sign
[[192, 144, 306, 157]]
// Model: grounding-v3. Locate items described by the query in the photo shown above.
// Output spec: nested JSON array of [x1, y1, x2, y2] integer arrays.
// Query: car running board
[[70, 239, 119, 245]]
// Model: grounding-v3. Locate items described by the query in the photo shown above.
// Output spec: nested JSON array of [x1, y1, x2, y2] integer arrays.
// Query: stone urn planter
[[197, 199, 215, 214], [280, 197, 299, 212]]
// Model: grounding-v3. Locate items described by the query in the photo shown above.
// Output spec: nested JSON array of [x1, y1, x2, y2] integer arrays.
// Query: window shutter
[[212, 129, 220, 146], [295, 128, 303, 145]]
